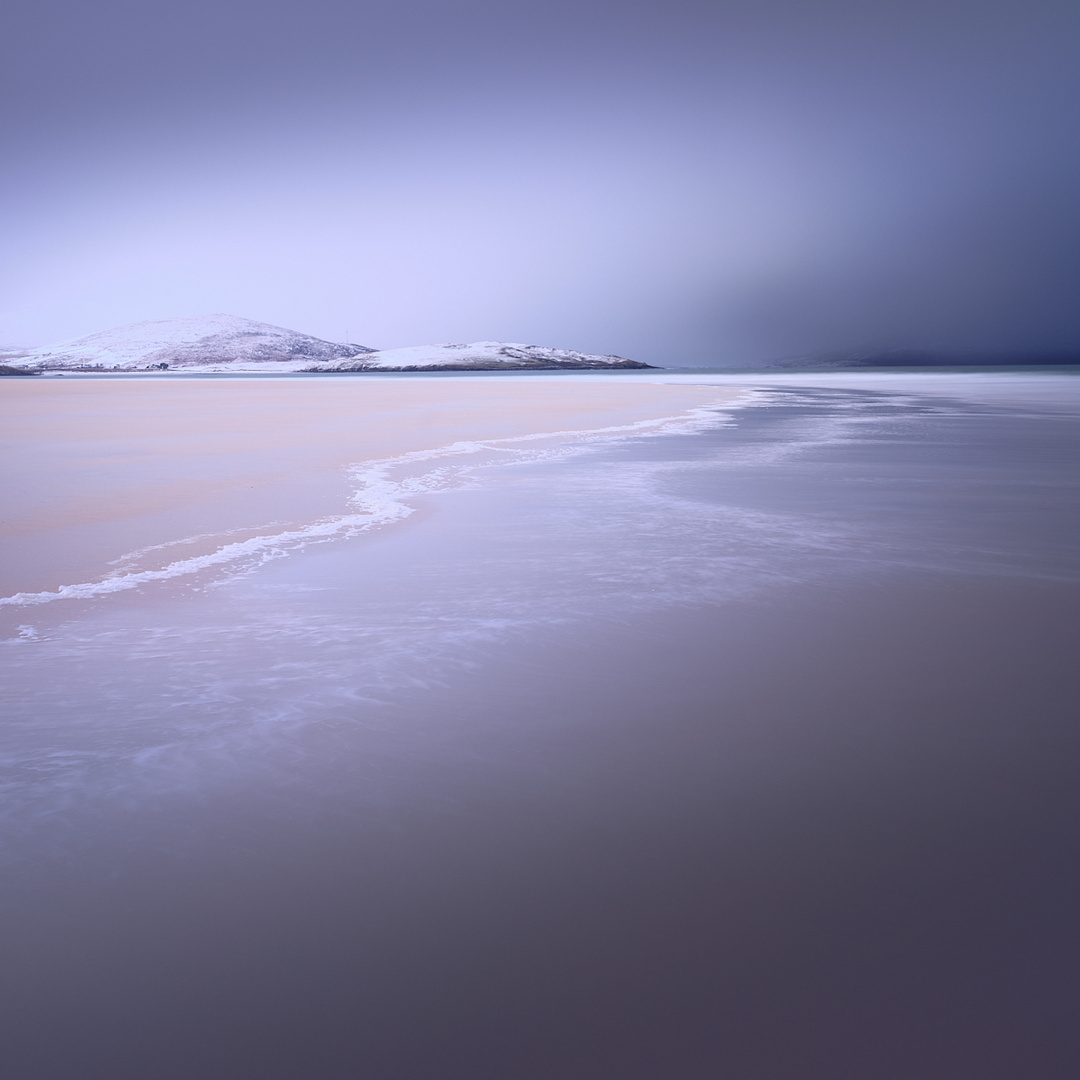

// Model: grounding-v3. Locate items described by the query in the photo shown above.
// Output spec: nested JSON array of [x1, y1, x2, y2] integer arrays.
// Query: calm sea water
[[2, 375, 1079, 1078]]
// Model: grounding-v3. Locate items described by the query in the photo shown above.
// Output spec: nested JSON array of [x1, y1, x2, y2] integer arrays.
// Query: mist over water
[[3, 1, 1080, 362], [2, 377, 1079, 1076]]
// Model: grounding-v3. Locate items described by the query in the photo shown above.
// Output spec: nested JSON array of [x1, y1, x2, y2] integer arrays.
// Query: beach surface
[[2, 370, 1079, 1078], [0, 374, 738, 599]]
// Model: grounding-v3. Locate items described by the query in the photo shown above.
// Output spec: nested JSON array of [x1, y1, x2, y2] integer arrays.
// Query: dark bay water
[[2, 377, 1079, 1077]]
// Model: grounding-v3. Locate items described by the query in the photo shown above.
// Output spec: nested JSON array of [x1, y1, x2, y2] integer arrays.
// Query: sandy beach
[[0, 374, 738, 599], [3, 371, 1080, 1078]]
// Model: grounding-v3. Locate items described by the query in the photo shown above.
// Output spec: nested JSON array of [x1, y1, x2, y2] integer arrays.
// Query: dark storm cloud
[[2, 0, 1078, 363]]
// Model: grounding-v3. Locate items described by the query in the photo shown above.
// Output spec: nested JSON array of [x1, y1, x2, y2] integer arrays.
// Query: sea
[[2, 371, 1079, 1079]]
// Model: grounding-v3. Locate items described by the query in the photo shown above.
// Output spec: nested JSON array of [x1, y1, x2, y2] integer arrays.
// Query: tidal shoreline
[[3, 371, 1079, 1077], [0, 374, 742, 603]]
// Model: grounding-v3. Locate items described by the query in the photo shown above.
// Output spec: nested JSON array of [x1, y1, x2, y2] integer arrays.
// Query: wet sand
[[3, 575, 1079, 1079], [2, 373, 1079, 1078], [0, 374, 737, 596]]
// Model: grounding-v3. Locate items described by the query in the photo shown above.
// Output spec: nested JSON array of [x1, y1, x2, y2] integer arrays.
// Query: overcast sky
[[2, 0, 1078, 364]]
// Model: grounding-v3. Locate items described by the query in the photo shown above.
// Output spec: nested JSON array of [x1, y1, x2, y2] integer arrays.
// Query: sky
[[2, 0, 1079, 365]]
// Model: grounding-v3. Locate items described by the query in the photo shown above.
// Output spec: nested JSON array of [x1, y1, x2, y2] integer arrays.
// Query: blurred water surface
[[2, 377, 1079, 1078]]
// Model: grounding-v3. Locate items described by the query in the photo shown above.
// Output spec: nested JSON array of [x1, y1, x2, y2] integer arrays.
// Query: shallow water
[[2, 376, 1079, 1077]]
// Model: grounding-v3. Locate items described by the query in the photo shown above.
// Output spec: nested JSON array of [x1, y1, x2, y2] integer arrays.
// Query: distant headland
[[1, 315, 653, 373], [765, 348, 1080, 370]]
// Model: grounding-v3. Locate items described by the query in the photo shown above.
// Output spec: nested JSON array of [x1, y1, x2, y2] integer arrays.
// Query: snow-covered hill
[[318, 342, 651, 371], [11, 317, 653, 372], [15, 315, 375, 372]]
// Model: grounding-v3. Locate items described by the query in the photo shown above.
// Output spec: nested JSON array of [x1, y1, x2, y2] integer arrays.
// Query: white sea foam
[[0, 395, 747, 611], [7, 379, 1075, 842]]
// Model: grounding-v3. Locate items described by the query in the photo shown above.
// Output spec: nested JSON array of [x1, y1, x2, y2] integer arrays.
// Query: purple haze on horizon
[[2, 0, 1079, 365]]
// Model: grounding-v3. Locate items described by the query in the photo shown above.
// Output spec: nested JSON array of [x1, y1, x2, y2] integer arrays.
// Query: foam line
[[0, 394, 748, 610]]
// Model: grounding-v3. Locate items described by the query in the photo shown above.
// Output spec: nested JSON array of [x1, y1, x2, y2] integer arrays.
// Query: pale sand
[[0, 374, 738, 596]]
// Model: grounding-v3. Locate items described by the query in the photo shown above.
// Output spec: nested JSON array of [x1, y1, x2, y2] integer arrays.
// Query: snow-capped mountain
[[317, 342, 651, 371], [11, 317, 652, 373], [15, 315, 375, 372]]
